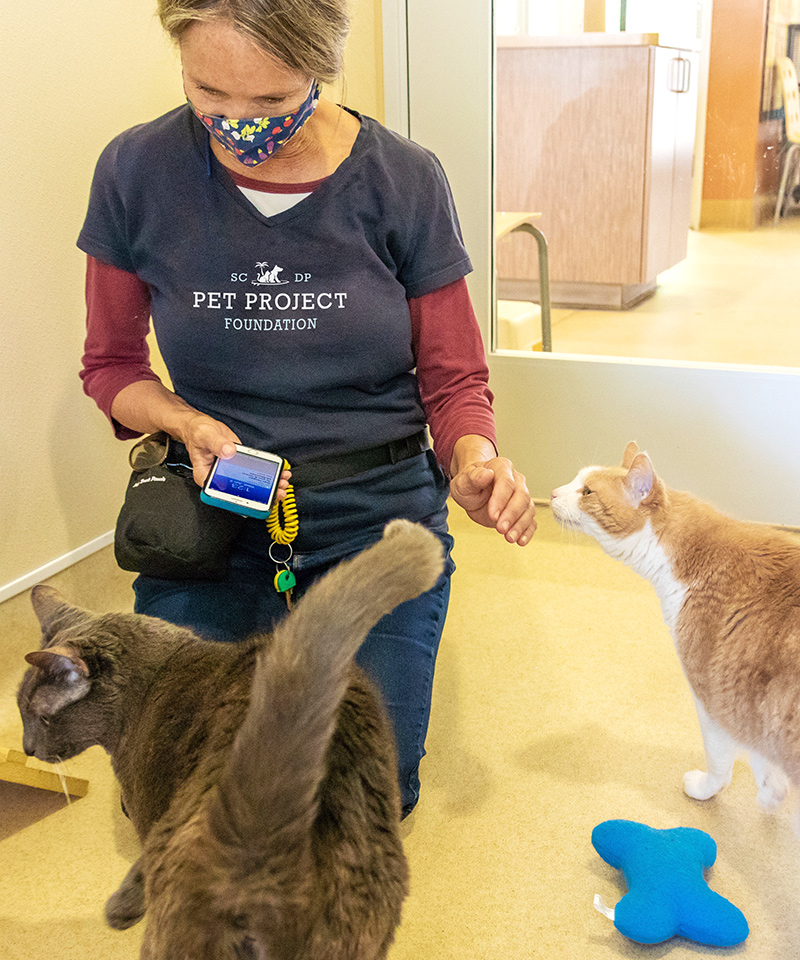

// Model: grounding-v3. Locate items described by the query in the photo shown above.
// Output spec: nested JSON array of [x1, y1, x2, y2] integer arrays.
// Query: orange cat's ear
[[624, 453, 655, 507], [622, 441, 639, 468]]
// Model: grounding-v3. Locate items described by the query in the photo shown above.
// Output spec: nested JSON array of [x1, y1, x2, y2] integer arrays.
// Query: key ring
[[269, 541, 296, 601], [268, 541, 293, 566]]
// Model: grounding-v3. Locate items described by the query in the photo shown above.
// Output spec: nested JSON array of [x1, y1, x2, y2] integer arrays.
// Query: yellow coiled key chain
[[267, 460, 299, 606]]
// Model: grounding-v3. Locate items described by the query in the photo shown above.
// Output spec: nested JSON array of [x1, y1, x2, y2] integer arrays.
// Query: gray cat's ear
[[25, 647, 89, 677], [622, 441, 640, 469], [30, 585, 91, 646], [24, 647, 91, 716], [624, 453, 655, 506]]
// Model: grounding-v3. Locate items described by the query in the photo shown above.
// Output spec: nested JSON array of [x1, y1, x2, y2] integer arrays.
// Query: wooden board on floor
[[0, 746, 88, 798]]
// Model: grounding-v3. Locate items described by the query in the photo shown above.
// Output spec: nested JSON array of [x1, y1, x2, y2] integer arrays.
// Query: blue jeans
[[133, 522, 454, 816]]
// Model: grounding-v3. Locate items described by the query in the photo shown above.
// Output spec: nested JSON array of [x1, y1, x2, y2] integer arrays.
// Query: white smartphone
[[200, 444, 284, 519]]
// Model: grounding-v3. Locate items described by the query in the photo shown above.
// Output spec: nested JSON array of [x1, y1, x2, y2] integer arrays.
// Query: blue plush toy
[[591, 820, 749, 947]]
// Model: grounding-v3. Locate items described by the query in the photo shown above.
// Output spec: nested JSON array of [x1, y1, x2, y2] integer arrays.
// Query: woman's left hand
[[450, 455, 537, 545]]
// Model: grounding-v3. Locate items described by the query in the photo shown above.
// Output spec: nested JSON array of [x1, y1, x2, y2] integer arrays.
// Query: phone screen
[[206, 451, 281, 508]]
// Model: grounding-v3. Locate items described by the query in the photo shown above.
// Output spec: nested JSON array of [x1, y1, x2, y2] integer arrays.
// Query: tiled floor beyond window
[[545, 213, 800, 367]]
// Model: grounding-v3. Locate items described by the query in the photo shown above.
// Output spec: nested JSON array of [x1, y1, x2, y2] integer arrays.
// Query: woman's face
[[180, 20, 312, 119]]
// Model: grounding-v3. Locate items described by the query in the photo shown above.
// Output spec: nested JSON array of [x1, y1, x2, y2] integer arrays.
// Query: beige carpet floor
[[1, 504, 799, 958]]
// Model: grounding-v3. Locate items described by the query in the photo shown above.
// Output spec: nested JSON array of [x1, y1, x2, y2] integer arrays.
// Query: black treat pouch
[[114, 433, 244, 580]]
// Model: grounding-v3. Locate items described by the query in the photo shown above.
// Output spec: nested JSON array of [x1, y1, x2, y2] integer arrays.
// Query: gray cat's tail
[[205, 519, 444, 872]]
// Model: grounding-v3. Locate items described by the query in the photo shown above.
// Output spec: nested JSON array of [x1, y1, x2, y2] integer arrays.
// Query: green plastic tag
[[274, 568, 296, 593]]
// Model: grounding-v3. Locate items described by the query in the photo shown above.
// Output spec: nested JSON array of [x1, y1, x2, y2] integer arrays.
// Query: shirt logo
[[253, 261, 288, 286]]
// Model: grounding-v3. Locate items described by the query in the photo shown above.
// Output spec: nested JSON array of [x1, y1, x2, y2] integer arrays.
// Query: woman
[[79, 0, 536, 816]]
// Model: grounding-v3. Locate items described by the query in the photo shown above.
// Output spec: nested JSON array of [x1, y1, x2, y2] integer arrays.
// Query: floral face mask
[[190, 80, 321, 166]]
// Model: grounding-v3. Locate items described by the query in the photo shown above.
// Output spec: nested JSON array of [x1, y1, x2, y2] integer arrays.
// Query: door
[[647, 46, 693, 279], [388, 0, 800, 526], [669, 50, 699, 263]]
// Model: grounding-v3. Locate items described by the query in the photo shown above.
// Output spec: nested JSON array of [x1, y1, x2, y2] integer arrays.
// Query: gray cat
[[18, 519, 444, 960]]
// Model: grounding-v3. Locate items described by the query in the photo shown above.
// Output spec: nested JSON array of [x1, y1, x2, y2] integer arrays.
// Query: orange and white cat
[[551, 441, 799, 815]]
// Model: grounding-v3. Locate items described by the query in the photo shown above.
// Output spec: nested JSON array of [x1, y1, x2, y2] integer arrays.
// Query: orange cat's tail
[[204, 519, 444, 879]]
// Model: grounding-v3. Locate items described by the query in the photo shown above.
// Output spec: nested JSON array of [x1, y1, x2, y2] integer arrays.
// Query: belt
[[164, 431, 429, 489], [290, 431, 430, 488]]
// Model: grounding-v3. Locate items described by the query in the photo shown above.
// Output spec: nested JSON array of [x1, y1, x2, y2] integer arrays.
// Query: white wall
[[1, 4, 184, 598]]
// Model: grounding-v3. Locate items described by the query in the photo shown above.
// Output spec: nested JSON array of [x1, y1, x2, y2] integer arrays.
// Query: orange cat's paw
[[683, 769, 730, 801], [756, 773, 789, 812], [749, 753, 790, 812]]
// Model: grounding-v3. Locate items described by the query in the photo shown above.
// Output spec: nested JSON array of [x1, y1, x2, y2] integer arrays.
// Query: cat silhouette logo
[[252, 261, 288, 286]]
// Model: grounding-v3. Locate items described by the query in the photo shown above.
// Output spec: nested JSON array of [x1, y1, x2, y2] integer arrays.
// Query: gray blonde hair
[[157, 0, 350, 84]]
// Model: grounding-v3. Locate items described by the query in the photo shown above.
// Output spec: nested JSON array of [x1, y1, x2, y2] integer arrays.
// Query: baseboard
[[0, 531, 114, 605], [497, 278, 657, 310], [699, 199, 757, 230]]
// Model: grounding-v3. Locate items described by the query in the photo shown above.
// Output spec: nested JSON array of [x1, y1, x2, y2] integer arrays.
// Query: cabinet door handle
[[681, 57, 691, 93], [669, 56, 692, 94], [669, 57, 680, 93]]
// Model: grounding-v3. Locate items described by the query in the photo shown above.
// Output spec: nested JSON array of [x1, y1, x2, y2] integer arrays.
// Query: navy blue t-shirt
[[78, 106, 472, 549]]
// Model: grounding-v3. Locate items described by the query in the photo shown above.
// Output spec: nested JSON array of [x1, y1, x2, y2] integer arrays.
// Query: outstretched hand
[[450, 455, 537, 545]]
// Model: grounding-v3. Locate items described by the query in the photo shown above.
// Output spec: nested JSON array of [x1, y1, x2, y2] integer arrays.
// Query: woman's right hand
[[178, 411, 292, 502], [177, 412, 240, 487], [111, 381, 290, 494], [112, 382, 238, 486]]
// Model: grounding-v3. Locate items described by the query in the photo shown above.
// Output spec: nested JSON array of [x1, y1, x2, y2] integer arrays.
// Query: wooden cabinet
[[496, 36, 698, 309]]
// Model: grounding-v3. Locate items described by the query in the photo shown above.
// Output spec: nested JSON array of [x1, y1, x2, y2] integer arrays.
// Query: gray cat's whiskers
[[54, 761, 73, 805]]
